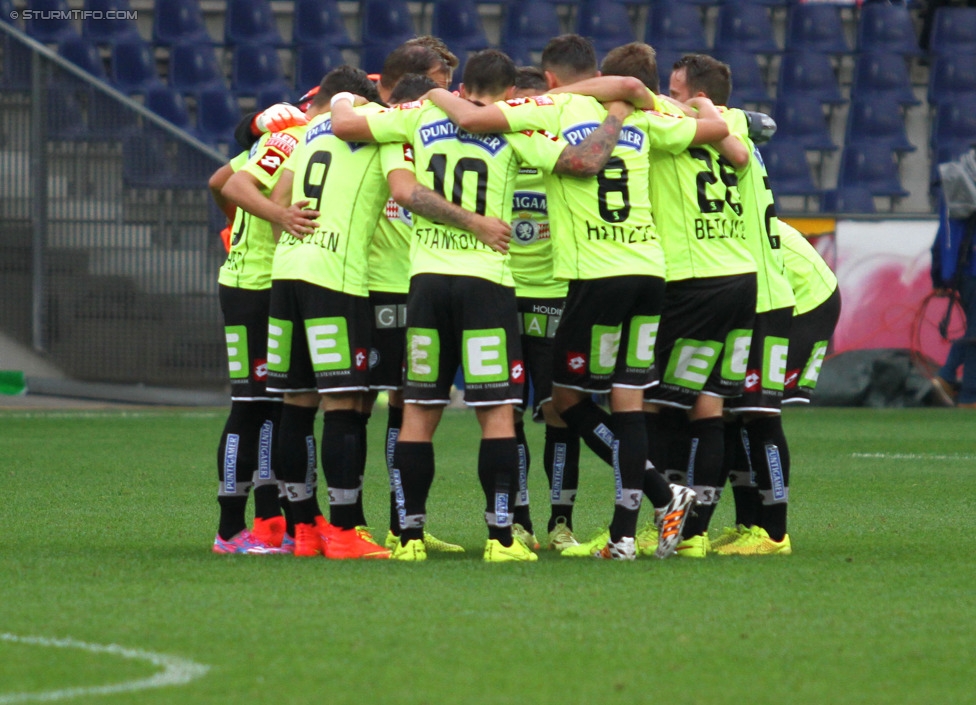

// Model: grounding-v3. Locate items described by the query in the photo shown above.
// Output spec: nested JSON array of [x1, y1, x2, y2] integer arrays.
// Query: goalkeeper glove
[[253, 103, 307, 135], [744, 110, 777, 144]]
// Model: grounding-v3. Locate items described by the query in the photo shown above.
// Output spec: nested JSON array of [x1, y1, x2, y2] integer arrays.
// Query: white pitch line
[[852, 452, 976, 461], [0, 634, 209, 704]]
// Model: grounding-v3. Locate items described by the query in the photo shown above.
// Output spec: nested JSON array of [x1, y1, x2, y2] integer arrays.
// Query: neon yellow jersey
[[273, 108, 396, 296], [218, 126, 303, 290], [366, 100, 564, 286], [510, 167, 565, 298], [725, 109, 794, 313], [779, 221, 838, 316], [499, 93, 695, 281], [369, 143, 415, 294], [647, 105, 757, 282]]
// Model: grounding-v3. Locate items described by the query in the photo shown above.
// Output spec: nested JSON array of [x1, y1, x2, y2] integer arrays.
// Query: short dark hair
[[462, 49, 517, 97], [313, 65, 381, 107], [379, 44, 441, 91], [404, 35, 460, 70], [601, 42, 659, 94], [389, 73, 438, 104], [541, 34, 598, 79], [672, 54, 732, 106], [515, 66, 548, 93]]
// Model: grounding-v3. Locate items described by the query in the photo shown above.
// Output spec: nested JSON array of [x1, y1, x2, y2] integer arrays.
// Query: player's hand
[[255, 103, 308, 134], [280, 199, 320, 238], [471, 216, 512, 254], [603, 99, 634, 120]]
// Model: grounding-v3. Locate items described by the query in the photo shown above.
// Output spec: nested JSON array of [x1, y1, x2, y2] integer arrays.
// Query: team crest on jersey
[[267, 132, 298, 156], [253, 359, 268, 381], [257, 148, 287, 176], [744, 369, 761, 392], [385, 197, 413, 226], [510, 360, 525, 384], [354, 348, 369, 371], [506, 96, 554, 108], [566, 352, 587, 374]]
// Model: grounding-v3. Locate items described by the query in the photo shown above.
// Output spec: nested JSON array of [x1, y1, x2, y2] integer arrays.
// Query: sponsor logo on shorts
[[355, 348, 368, 371], [784, 370, 800, 389], [369, 348, 380, 369], [567, 352, 587, 374], [745, 369, 761, 392], [253, 358, 268, 381], [510, 360, 525, 384]]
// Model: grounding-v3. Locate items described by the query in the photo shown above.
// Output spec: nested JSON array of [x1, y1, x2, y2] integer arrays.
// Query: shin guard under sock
[[277, 404, 319, 525], [682, 416, 725, 537], [391, 441, 435, 542], [559, 398, 614, 467], [478, 437, 518, 545], [544, 425, 579, 532], [608, 412, 647, 541], [320, 409, 367, 529], [386, 405, 404, 535], [513, 421, 533, 532], [725, 418, 760, 527], [746, 415, 790, 541]]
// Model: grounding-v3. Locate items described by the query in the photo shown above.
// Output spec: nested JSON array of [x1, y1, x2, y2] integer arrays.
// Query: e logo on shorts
[[407, 328, 439, 382], [463, 328, 509, 383]]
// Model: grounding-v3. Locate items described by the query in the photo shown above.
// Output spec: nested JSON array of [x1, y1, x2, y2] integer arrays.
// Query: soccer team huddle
[[208, 32, 841, 562]]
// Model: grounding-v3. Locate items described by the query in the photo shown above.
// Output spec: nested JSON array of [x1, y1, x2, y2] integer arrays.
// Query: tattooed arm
[[387, 169, 512, 254], [553, 100, 633, 176]]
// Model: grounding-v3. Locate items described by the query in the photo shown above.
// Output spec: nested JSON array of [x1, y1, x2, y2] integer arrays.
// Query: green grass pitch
[[1, 406, 974, 704]]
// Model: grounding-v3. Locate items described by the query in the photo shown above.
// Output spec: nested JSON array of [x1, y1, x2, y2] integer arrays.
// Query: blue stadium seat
[[195, 86, 241, 145], [713, 4, 780, 55], [1, 0, 18, 27], [777, 51, 846, 106], [362, 0, 417, 47], [758, 140, 821, 199], [123, 131, 173, 188], [432, 0, 490, 52], [772, 95, 837, 152], [224, 0, 284, 47], [47, 85, 90, 139], [851, 52, 920, 107], [82, 0, 141, 45], [58, 35, 107, 79], [846, 96, 915, 155], [722, 0, 795, 7], [711, 49, 771, 106], [152, 0, 212, 46], [144, 85, 192, 130], [26, 0, 77, 43], [293, 0, 357, 48], [785, 3, 849, 54], [644, 1, 708, 53], [88, 89, 138, 137], [110, 36, 164, 94], [837, 143, 909, 198], [231, 43, 290, 97], [169, 41, 225, 93], [360, 41, 402, 76], [1, 33, 32, 90], [857, 2, 923, 56], [929, 7, 976, 57], [575, 0, 636, 52], [821, 186, 877, 215], [295, 42, 346, 92], [502, 1, 562, 55], [930, 95, 976, 155], [656, 49, 683, 97], [928, 54, 976, 108], [256, 84, 293, 109]]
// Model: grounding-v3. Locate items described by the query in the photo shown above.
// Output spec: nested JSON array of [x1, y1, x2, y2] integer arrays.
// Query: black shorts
[[552, 275, 665, 394], [219, 285, 281, 402], [265, 279, 371, 394], [517, 296, 564, 418], [404, 274, 523, 406], [784, 287, 842, 405], [645, 274, 757, 409], [368, 291, 408, 391], [727, 307, 793, 414]]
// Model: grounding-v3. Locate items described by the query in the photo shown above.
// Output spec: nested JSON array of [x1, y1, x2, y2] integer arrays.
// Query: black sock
[[513, 421, 533, 532], [320, 409, 367, 530], [747, 415, 790, 541], [641, 412, 674, 507], [725, 418, 760, 527], [392, 441, 435, 542], [350, 410, 371, 527], [216, 401, 262, 539], [478, 437, 518, 545], [559, 397, 614, 467], [386, 405, 404, 536], [661, 407, 691, 486], [545, 425, 579, 532], [682, 416, 725, 537], [608, 412, 647, 541], [277, 404, 319, 525]]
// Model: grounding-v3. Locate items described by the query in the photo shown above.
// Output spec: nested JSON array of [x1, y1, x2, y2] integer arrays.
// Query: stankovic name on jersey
[[415, 226, 495, 251]]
